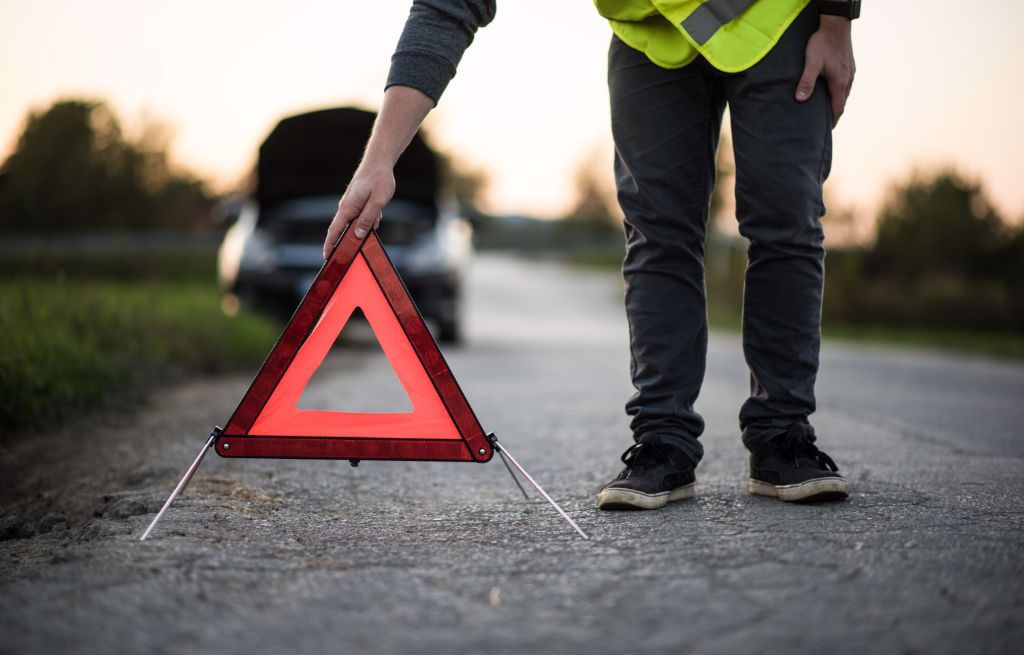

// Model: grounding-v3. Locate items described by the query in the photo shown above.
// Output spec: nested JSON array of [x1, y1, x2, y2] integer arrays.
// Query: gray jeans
[[608, 3, 832, 464]]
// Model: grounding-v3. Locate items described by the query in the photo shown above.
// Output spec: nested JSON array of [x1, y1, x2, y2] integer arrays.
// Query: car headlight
[[240, 229, 278, 272], [402, 233, 448, 274]]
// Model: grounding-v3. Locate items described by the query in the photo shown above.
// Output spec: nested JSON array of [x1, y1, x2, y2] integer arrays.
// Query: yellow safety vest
[[594, 0, 811, 72]]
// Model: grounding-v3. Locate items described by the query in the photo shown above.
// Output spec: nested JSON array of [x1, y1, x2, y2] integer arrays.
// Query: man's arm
[[322, 85, 433, 256], [796, 11, 856, 127], [322, 0, 496, 258]]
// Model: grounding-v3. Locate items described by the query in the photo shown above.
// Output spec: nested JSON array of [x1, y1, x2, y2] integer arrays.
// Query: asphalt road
[[2, 254, 1022, 655]]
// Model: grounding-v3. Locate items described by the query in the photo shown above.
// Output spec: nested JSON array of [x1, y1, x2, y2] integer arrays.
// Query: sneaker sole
[[749, 477, 849, 502], [597, 482, 696, 511]]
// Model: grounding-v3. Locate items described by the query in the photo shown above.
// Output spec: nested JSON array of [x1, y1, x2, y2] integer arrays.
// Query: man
[[322, 0, 858, 510]]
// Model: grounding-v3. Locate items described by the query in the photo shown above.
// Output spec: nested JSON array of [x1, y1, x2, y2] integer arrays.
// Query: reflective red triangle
[[217, 227, 492, 463]]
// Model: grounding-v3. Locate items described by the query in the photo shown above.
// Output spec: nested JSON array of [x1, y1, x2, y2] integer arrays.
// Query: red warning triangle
[[217, 226, 492, 463]]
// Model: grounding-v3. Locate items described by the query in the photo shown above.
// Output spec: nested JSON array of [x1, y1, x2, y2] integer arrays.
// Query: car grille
[[267, 217, 434, 245]]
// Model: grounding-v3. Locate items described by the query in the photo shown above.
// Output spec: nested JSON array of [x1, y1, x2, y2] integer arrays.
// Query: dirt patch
[[0, 374, 249, 536]]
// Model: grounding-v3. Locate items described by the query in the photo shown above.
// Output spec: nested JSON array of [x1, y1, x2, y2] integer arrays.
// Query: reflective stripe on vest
[[595, 0, 811, 72], [682, 0, 756, 44]]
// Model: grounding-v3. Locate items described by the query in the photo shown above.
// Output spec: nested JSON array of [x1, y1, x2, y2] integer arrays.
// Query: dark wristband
[[819, 0, 861, 20]]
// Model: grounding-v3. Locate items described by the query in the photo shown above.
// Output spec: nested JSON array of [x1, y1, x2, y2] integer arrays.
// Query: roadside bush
[[0, 279, 278, 434], [843, 276, 1014, 330]]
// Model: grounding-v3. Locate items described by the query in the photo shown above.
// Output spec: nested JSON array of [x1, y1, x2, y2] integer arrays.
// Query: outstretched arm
[[322, 0, 497, 258], [322, 85, 433, 256]]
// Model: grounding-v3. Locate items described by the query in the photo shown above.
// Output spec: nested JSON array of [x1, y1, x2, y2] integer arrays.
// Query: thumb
[[796, 56, 822, 102]]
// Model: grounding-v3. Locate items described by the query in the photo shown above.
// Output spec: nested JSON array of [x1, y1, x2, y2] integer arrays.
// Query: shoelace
[[782, 427, 839, 472], [619, 441, 671, 475]]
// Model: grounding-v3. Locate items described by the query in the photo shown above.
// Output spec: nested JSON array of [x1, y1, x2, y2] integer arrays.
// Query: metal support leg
[[140, 428, 220, 541], [491, 438, 589, 540], [496, 447, 530, 500]]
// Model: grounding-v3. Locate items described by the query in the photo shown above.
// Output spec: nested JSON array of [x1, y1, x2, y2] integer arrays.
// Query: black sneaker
[[597, 436, 696, 511], [749, 422, 849, 502]]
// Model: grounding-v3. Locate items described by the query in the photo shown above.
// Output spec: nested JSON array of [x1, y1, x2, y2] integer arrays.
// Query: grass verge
[[0, 278, 279, 435], [706, 309, 1024, 359], [818, 323, 1024, 359]]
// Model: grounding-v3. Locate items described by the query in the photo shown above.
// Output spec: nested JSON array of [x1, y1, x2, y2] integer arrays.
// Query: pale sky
[[2, 1, 1023, 226]]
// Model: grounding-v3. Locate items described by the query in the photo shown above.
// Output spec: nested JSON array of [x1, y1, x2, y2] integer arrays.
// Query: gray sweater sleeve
[[385, 0, 497, 105]]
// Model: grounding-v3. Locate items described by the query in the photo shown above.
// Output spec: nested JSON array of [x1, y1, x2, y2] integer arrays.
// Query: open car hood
[[256, 107, 439, 211]]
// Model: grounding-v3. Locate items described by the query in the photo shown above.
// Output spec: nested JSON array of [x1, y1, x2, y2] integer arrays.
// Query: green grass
[[818, 324, 1024, 359], [0, 277, 280, 434], [1, 251, 218, 281], [561, 248, 625, 271], [706, 309, 1024, 359]]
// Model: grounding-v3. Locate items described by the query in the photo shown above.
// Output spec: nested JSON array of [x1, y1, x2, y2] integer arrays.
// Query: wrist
[[358, 151, 398, 173], [819, 14, 852, 35]]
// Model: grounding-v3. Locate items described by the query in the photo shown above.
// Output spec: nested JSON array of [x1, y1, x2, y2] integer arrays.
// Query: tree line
[[557, 142, 1023, 332], [2, 97, 1020, 331], [0, 99, 211, 233]]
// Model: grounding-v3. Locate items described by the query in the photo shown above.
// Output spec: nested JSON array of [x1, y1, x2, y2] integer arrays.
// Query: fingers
[[321, 169, 395, 258], [796, 54, 823, 102], [827, 66, 854, 128], [322, 188, 366, 259], [828, 78, 846, 127], [351, 195, 386, 239]]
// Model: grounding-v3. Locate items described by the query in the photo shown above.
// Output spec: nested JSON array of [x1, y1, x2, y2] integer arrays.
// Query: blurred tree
[[838, 168, 1024, 331], [822, 196, 861, 247], [435, 152, 489, 220], [562, 146, 621, 235], [562, 137, 738, 237], [870, 169, 1006, 281], [994, 211, 1024, 279], [0, 98, 210, 233]]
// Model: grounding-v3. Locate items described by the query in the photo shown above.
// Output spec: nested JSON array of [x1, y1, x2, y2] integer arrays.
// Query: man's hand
[[795, 15, 855, 127], [321, 85, 434, 260], [322, 165, 395, 259]]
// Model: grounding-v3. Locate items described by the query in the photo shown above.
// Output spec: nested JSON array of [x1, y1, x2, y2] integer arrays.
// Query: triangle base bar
[[218, 436, 476, 461]]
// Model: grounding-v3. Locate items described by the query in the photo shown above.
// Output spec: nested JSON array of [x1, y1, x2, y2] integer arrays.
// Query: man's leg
[[724, 4, 832, 450], [724, 4, 847, 502], [608, 35, 725, 466]]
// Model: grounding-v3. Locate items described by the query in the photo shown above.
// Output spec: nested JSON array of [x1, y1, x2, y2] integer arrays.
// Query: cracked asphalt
[[2, 254, 1022, 655]]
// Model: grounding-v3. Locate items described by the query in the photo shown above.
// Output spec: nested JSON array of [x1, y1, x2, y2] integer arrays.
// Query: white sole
[[597, 482, 696, 511], [749, 477, 849, 502]]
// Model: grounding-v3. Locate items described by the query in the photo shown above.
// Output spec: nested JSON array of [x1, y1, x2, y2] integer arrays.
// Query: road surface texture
[[2, 254, 1022, 655]]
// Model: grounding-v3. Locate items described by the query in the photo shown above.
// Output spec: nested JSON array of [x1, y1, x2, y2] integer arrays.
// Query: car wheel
[[437, 317, 461, 344]]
